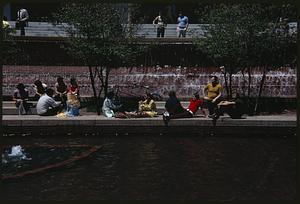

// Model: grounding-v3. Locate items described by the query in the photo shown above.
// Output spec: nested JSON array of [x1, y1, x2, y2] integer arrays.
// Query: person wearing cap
[[12, 83, 30, 115]]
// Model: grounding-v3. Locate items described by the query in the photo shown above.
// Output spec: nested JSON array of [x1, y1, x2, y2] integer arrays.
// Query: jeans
[[157, 27, 165, 37]]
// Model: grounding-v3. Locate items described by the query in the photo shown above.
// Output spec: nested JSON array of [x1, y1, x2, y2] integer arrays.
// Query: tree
[[53, 1, 143, 115], [2, 21, 20, 64], [193, 3, 296, 114]]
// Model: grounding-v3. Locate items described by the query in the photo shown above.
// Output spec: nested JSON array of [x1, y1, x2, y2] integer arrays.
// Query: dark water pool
[[1, 135, 296, 200]]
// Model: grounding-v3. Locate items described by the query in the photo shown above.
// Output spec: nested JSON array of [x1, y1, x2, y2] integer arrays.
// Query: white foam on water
[[5, 145, 32, 162]]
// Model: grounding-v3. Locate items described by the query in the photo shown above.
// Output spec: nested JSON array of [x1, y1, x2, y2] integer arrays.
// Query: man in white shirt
[[37, 89, 62, 116], [16, 7, 29, 36]]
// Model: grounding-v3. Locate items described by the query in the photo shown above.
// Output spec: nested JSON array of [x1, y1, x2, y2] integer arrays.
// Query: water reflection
[[1, 135, 296, 200]]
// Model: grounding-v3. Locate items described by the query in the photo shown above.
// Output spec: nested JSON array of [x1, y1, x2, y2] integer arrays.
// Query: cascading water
[[2, 145, 31, 164], [3, 66, 296, 99]]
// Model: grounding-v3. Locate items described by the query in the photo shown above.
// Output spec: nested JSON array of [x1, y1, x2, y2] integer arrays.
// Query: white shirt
[[17, 8, 29, 21], [36, 94, 61, 115]]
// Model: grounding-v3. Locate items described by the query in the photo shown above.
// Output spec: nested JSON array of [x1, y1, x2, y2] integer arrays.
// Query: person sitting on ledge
[[203, 75, 223, 117], [13, 83, 30, 115], [212, 92, 245, 126], [33, 80, 47, 100], [162, 91, 185, 125], [138, 92, 158, 117], [36, 88, 63, 116], [126, 92, 158, 118], [54, 76, 67, 109], [65, 90, 81, 117], [163, 92, 206, 125], [102, 91, 125, 118]]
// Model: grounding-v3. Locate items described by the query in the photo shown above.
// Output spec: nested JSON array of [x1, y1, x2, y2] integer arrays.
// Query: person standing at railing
[[177, 12, 188, 37], [16, 7, 29, 36], [153, 11, 167, 37]]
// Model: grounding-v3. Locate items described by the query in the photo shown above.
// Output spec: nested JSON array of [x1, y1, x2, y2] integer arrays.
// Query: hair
[[168, 91, 176, 98], [57, 76, 63, 83], [38, 88, 45, 95], [45, 88, 54, 97], [146, 92, 153, 100], [211, 75, 219, 82], [70, 78, 78, 87], [107, 91, 114, 99], [16, 83, 25, 90], [34, 80, 42, 87], [193, 92, 200, 99], [34, 80, 45, 94], [3, 16, 8, 21], [57, 76, 66, 88]]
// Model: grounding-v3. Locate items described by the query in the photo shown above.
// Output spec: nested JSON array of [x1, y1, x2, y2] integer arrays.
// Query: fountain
[[2, 145, 31, 164], [3, 65, 296, 99]]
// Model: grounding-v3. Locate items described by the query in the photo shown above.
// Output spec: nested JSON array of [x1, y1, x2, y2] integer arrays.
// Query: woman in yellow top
[[203, 76, 223, 116], [124, 93, 158, 118], [138, 93, 158, 117]]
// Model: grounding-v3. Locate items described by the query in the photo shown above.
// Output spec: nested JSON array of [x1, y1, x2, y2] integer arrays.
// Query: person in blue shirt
[[177, 12, 188, 37]]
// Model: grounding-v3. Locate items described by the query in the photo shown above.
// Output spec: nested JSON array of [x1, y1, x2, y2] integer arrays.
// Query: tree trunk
[[241, 69, 246, 97], [88, 65, 101, 115], [254, 66, 267, 115], [104, 67, 110, 97], [223, 71, 229, 99], [247, 67, 251, 98], [229, 71, 233, 99], [246, 66, 253, 115]]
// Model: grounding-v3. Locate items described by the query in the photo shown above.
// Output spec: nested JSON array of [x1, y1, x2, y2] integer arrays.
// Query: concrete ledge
[[3, 115, 296, 129], [3, 114, 296, 138]]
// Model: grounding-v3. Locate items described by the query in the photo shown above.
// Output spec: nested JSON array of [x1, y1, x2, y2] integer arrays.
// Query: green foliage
[[53, 1, 141, 67], [3, 27, 20, 64], [194, 3, 296, 69]]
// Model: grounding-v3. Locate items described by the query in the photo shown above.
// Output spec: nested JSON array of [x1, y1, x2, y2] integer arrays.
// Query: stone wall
[[3, 65, 296, 99]]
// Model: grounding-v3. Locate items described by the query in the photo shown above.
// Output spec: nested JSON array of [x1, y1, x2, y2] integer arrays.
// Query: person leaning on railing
[[177, 11, 188, 37], [16, 7, 29, 36], [153, 11, 167, 38]]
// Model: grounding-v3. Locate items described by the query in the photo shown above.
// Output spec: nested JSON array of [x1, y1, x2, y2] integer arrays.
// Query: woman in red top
[[68, 77, 79, 96], [163, 92, 206, 125]]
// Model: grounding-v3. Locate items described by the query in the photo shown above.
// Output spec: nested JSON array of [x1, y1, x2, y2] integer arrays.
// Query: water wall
[[3, 65, 296, 99]]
